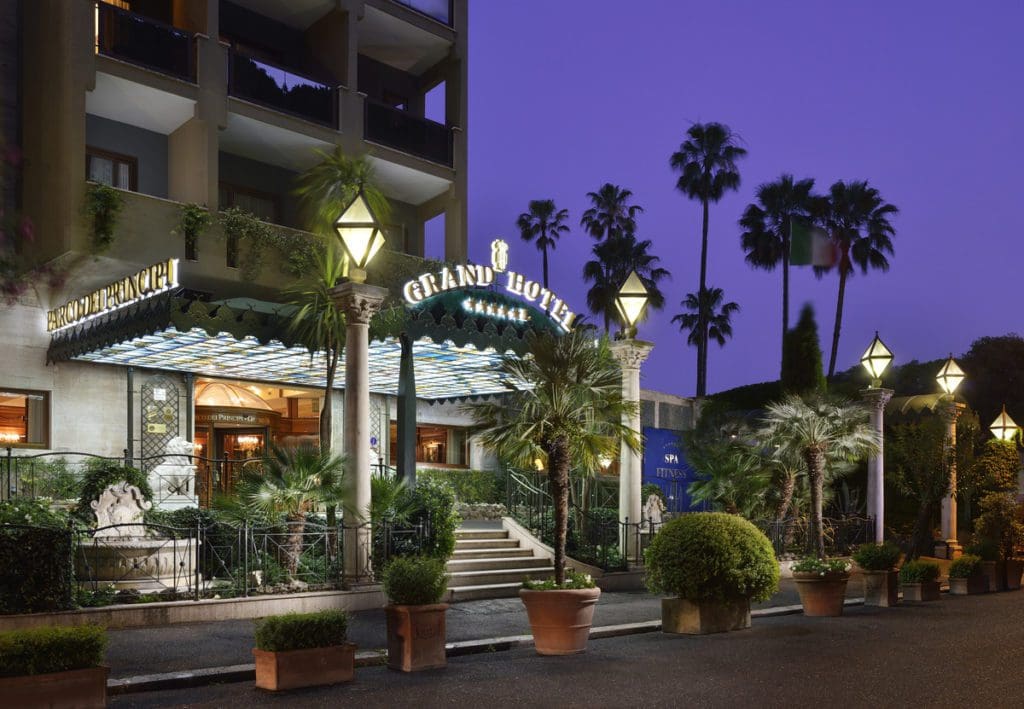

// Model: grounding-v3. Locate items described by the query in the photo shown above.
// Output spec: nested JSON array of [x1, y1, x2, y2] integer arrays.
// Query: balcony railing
[[228, 51, 339, 129], [364, 99, 453, 167], [394, 0, 453, 26], [94, 2, 196, 82]]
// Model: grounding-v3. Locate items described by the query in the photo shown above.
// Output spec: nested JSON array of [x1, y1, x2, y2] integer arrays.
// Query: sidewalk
[[104, 578, 863, 681]]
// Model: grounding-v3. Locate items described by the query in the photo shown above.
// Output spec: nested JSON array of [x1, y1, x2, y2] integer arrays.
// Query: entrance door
[[213, 428, 268, 496]]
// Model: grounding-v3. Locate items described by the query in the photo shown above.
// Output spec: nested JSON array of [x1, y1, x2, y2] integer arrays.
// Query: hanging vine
[[82, 182, 125, 253]]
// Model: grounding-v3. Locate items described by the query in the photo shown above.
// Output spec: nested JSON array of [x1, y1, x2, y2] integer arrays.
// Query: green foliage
[[143, 506, 218, 532], [0, 625, 106, 677], [77, 460, 153, 524], [852, 542, 901, 571], [898, 559, 940, 584], [948, 554, 983, 579], [417, 469, 505, 504], [294, 148, 391, 238], [83, 182, 124, 252], [254, 610, 348, 652], [973, 492, 1024, 561], [0, 498, 69, 527], [219, 206, 276, 280], [641, 483, 666, 505], [398, 477, 460, 559], [791, 557, 850, 575], [781, 304, 826, 395], [962, 335, 1024, 430], [16, 458, 79, 500], [176, 203, 212, 258], [0, 524, 74, 613], [707, 380, 784, 411], [382, 556, 448, 605], [965, 539, 1000, 562], [522, 569, 595, 591], [644, 513, 779, 603], [969, 440, 1021, 494]]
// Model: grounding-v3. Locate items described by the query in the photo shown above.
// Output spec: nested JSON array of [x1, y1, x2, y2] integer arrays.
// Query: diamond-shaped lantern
[[936, 355, 965, 396], [334, 189, 385, 283], [990, 405, 1019, 442], [860, 331, 893, 387], [615, 271, 649, 332]]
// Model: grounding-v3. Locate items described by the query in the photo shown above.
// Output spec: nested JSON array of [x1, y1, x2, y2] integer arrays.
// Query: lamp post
[[860, 332, 893, 543], [989, 406, 1019, 442], [935, 354, 965, 559], [329, 189, 388, 584], [610, 271, 653, 563]]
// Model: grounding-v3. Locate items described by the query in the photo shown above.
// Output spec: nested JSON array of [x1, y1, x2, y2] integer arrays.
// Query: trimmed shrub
[[0, 625, 106, 677], [254, 610, 348, 652], [77, 460, 153, 523], [852, 542, 901, 571], [0, 515, 74, 613], [966, 539, 1000, 562], [644, 512, 779, 603], [416, 469, 505, 504], [398, 477, 459, 559], [899, 560, 940, 584], [949, 554, 983, 579], [382, 556, 448, 605]]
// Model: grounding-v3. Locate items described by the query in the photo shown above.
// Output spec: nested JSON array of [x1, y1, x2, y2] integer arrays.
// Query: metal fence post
[[194, 517, 201, 601], [243, 521, 250, 598]]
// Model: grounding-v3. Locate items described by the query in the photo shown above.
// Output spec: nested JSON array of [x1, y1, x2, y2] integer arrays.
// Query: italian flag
[[790, 220, 837, 268]]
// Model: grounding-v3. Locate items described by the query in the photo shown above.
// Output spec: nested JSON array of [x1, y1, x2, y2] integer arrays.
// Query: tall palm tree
[[739, 175, 816, 365], [583, 233, 669, 333], [669, 122, 747, 396], [467, 331, 638, 585], [516, 199, 570, 288], [672, 287, 739, 389], [814, 180, 897, 377], [757, 395, 878, 557], [580, 183, 643, 241]]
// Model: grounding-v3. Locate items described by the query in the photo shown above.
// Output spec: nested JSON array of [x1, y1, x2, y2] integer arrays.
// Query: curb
[[107, 597, 865, 696]]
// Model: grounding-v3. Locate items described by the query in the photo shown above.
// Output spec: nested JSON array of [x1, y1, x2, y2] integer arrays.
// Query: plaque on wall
[[141, 375, 181, 471]]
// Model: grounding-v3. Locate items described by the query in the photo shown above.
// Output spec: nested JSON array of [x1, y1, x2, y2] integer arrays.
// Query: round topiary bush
[[644, 512, 779, 603]]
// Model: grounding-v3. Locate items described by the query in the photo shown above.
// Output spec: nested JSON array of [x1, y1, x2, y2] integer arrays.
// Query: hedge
[[416, 469, 505, 504], [254, 610, 348, 652], [0, 524, 75, 614], [0, 625, 106, 677]]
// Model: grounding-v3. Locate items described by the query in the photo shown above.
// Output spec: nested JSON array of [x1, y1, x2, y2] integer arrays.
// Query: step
[[447, 566, 555, 588], [454, 530, 509, 541], [454, 539, 520, 551], [446, 556, 551, 573], [447, 582, 525, 602], [450, 547, 535, 560]]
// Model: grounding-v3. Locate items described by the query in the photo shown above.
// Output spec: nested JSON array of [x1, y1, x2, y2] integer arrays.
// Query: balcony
[[228, 52, 339, 129], [95, 2, 196, 83], [364, 99, 453, 167], [394, 0, 453, 26]]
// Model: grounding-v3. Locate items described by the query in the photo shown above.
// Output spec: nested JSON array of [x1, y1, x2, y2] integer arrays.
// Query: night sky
[[453, 1, 1023, 398]]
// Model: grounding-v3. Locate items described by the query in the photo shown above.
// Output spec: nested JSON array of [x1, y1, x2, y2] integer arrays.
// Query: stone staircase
[[446, 527, 554, 602]]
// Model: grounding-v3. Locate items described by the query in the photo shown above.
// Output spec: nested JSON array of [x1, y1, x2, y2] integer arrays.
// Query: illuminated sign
[[401, 240, 576, 331], [47, 259, 179, 332]]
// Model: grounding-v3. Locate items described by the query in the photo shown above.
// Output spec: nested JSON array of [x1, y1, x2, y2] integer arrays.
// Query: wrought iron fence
[[753, 516, 874, 558]]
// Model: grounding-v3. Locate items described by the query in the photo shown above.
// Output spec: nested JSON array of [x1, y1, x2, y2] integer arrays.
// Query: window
[[0, 389, 50, 448], [389, 423, 469, 467], [219, 183, 279, 223], [86, 147, 137, 191]]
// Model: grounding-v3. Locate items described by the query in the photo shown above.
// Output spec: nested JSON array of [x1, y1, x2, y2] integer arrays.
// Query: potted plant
[[852, 542, 901, 607], [382, 555, 450, 672], [792, 557, 852, 616], [253, 610, 355, 691], [948, 554, 987, 595], [973, 492, 1024, 591], [966, 539, 1005, 592], [0, 625, 107, 709], [520, 570, 600, 655], [899, 559, 941, 602], [644, 512, 779, 634]]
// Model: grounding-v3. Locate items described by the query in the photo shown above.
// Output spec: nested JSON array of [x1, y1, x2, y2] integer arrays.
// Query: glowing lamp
[[936, 355, 965, 396], [615, 271, 649, 332], [334, 190, 385, 283], [860, 331, 893, 387], [990, 406, 1019, 442], [598, 455, 613, 471]]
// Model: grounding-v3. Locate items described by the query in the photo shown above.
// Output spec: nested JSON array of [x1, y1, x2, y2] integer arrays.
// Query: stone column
[[861, 388, 893, 543], [610, 339, 653, 562], [939, 400, 965, 558], [330, 281, 387, 583]]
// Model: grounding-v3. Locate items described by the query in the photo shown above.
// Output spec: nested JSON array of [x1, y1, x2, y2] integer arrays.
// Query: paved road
[[110, 586, 1022, 708]]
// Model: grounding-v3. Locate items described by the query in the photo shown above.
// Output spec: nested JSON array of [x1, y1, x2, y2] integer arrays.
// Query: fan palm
[[669, 122, 747, 396], [294, 148, 391, 238], [467, 331, 639, 584], [672, 287, 739, 383], [813, 180, 898, 377], [583, 234, 669, 333], [757, 395, 878, 557], [580, 183, 643, 241], [516, 199, 570, 288], [739, 175, 816, 364]]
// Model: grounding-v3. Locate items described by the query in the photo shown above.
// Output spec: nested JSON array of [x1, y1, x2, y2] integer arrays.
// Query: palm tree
[[669, 122, 747, 396], [516, 199, 570, 288], [294, 149, 391, 238], [583, 233, 669, 333], [739, 175, 816, 364], [757, 395, 878, 557], [813, 180, 897, 377], [672, 287, 740, 383], [467, 331, 638, 585], [580, 183, 643, 241]]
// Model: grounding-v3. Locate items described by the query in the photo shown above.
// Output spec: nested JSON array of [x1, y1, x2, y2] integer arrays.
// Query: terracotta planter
[[519, 587, 601, 655], [253, 643, 356, 691], [385, 603, 449, 672], [901, 580, 941, 602], [981, 560, 1007, 592], [861, 570, 899, 607], [793, 572, 850, 617], [661, 597, 751, 634], [949, 575, 988, 595], [1005, 559, 1024, 590], [0, 666, 108, 709]]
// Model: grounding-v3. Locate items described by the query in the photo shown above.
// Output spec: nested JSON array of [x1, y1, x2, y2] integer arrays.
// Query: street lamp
[[935, 354, 965, 559], [990, 406, 1019, 442], [936, 354, 965, 396], [860, 332, 894, 543], [615, 271, 649, 337], [860, 331, 893, 388], [334, 190, 385, 284]]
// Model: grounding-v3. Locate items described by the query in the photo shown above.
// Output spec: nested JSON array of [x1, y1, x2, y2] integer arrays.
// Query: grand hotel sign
[[401, 240, 576, 331]]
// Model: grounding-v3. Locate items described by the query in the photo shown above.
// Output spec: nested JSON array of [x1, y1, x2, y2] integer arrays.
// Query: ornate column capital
[[610, 339, 654, 370], [329, 282, 388, 324], [860, 387, 894, 413]]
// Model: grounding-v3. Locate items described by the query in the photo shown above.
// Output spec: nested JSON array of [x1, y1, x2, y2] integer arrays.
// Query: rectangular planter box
[[0, 666, 108, 709], [1005, 559, 1024, 590], [862, 570, 899, 607], [661, 597, 751, 635], [253, 643, 356, 691], [981, 561, 1007, 592], [949, 575, 988, 595], [901, 580, 941, 602], [385, 603, 449, 672]]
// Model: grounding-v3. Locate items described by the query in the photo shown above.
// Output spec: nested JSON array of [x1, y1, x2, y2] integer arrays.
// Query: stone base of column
[[933, 540, 963, 560]]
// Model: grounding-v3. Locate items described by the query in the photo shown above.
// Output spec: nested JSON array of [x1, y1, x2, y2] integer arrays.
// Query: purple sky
[[451, 1, 1023, 398]]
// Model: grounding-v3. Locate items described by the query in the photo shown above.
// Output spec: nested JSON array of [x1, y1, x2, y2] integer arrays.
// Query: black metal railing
[[364, 98, 453, 166], [228, 51, 338, 128], [753, 516, 875, 558], [393, 0, 453, 25], [95, 2, 196, 82]]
